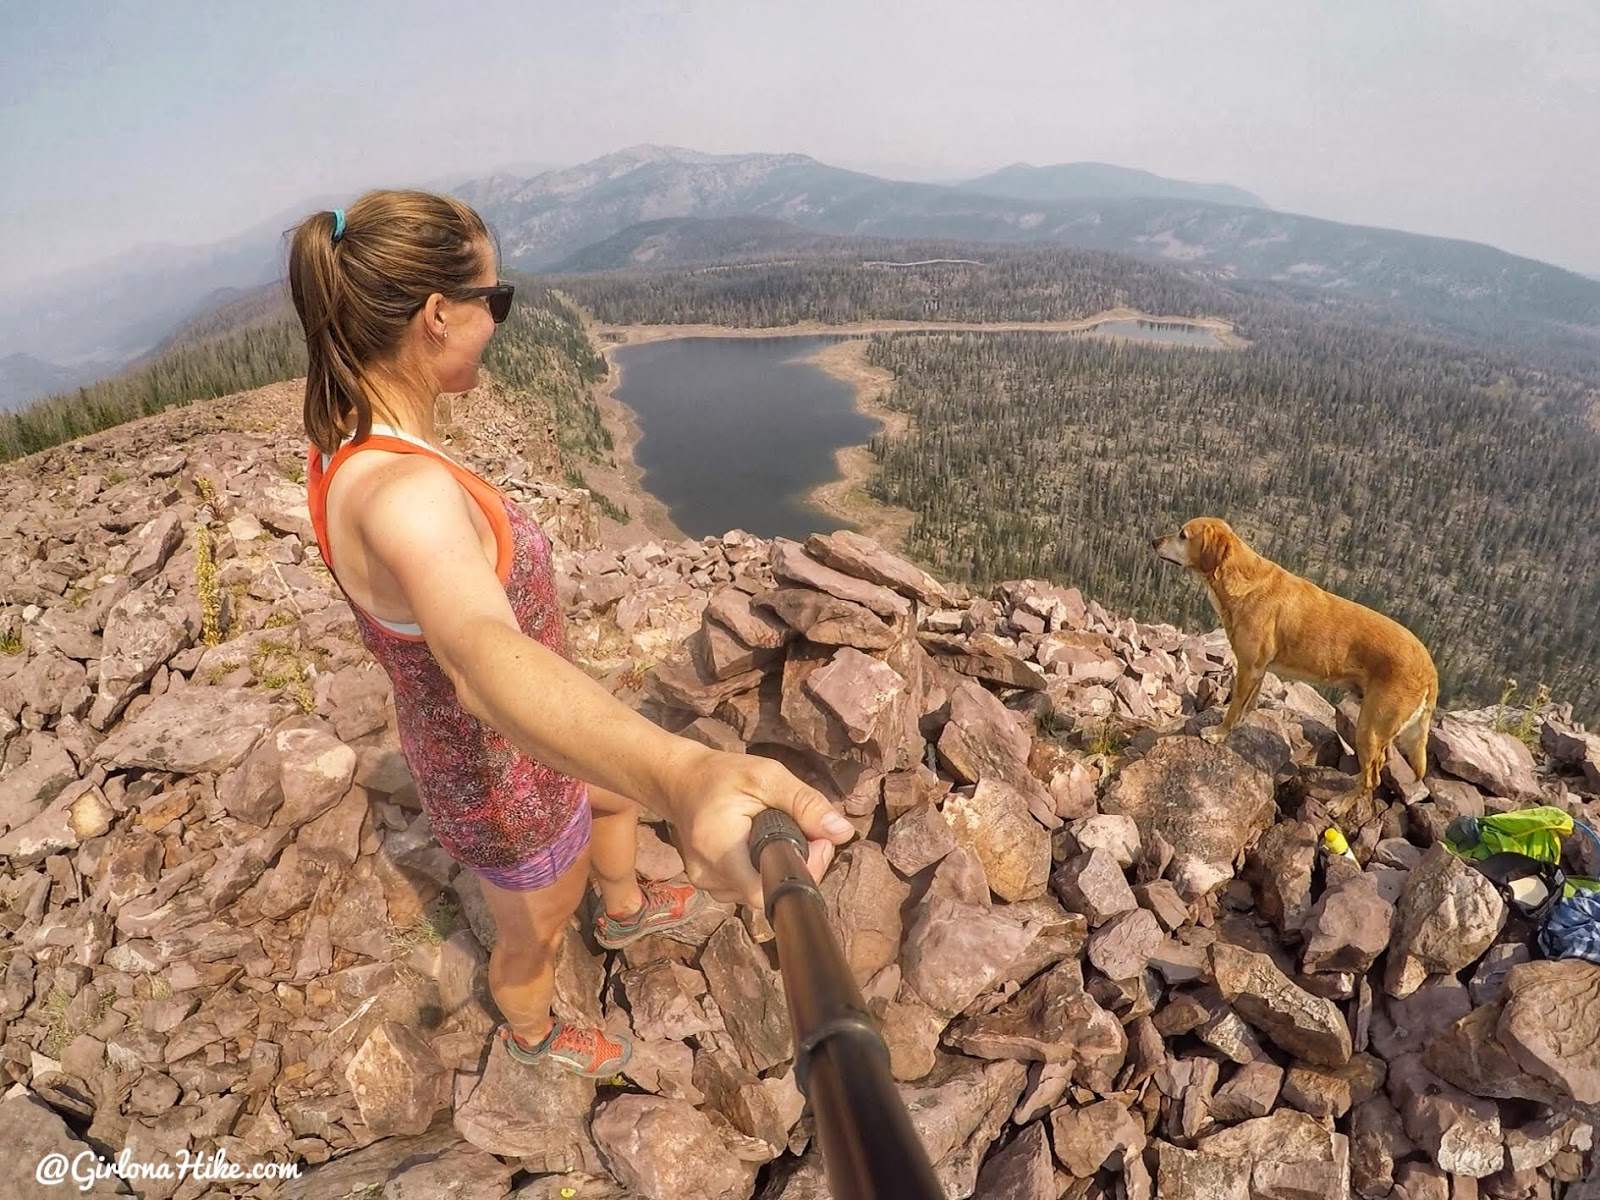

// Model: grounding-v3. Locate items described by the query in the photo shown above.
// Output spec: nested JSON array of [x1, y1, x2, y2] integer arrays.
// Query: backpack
[[1444, 807, 1575, 865], [1467, 852, 1569, 923], [1443, 809, 1600, 932]]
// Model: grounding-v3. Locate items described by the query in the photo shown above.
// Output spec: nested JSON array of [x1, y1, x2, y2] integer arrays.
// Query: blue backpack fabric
[[1537, 890, 1600, 965]]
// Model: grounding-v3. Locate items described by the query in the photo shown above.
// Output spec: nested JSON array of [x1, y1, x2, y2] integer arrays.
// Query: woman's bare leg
[[587, 784, 645, 917], [479, 844, 591, 1042]]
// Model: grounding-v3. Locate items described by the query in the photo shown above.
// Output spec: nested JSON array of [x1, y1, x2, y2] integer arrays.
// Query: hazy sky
[[3, 0, 1598, 288]]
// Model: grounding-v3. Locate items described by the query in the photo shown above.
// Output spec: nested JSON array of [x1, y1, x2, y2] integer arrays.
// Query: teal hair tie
[[331, 209, 346, 243]]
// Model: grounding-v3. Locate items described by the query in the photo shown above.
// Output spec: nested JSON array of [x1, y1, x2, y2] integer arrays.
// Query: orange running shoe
[[499, 1022, 632, 1078], [593, 880, 707, 950]]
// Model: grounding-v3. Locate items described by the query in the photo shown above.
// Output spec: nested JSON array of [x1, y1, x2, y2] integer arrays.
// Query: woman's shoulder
[[328, 437, 451, 479], [328, 443, 465, 512]]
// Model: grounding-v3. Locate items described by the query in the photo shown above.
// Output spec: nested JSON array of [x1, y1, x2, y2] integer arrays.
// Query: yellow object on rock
[[1322, 827, 1358, 863]]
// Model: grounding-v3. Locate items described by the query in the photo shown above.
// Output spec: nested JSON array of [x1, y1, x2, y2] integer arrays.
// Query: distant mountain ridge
[[957, 161, 1267, 208], [469, 146, 1600, 344], [0, 353, 98, 413], [548, 215, 846, 272], [9, 144, 1599, 409], [0, 204, 315, 367]]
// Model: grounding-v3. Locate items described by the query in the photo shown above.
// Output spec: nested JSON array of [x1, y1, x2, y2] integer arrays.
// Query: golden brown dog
[[1152, 517, 1438, 794]]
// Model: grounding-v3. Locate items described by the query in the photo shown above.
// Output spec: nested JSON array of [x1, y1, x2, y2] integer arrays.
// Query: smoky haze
[[2, 0, 1597, 290]]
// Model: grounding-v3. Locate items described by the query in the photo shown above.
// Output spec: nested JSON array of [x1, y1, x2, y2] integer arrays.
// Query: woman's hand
[[652, 741, 855, 909]]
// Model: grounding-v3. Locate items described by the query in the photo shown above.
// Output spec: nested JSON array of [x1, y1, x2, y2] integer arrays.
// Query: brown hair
[[286, 189, 492, 455]]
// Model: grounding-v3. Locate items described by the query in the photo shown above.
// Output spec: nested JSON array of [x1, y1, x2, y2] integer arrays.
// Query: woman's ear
[[418, 293, 449, 347]]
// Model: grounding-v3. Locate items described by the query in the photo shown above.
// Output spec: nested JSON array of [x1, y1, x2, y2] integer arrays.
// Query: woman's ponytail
[[285, 191, 491, 455]]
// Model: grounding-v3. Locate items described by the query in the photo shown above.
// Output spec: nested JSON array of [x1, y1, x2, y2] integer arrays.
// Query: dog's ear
[[1190, 521, 1233, 575]]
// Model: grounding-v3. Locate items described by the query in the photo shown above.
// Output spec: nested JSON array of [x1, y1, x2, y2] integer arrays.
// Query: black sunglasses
[[452, 281, 516, 323]]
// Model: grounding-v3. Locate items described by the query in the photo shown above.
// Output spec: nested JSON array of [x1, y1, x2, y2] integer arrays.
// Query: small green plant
[[1494, 677, 1518, 718], [1035, 706, 1072, 742], [193, 477, 227, 646], [249, 639, 315, 713], [150, 977, 173, 1000], [614, 656, 660, 693], [283, 459, 306, 484], [1494, 678, 1550, 749], [0, 629, 21, 655], [264, 609, 298, 629], [104, 470, 127, 486], [419, 896, 457, 943], [41, 989, 75, 1058], [1081, 713, 1128, 758], [195, 526, 224, 646], [289, 669, 314, 714], [390, 897, 458, 949]]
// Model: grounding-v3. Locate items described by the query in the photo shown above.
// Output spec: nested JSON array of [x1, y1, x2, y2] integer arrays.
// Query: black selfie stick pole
[[748, 809, 946, 1200]]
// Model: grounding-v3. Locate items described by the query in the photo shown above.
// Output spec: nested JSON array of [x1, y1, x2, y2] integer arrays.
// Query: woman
[[287, 190, 850, 1077]]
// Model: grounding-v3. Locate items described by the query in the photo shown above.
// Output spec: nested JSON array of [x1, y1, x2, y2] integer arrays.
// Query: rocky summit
[[3, 381, 1600, 1199]]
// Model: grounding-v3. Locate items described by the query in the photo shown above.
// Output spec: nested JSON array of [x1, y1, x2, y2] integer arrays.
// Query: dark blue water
[[611, 335, 876, 541]]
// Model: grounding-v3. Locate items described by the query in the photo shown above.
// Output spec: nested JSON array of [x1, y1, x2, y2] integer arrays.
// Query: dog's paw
[[1201, 725, 1229, 745]]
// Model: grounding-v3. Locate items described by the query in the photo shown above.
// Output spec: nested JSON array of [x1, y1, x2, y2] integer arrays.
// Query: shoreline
[[583, 309, 1246, 552], [798, 339, 918, 552], [591, 307, 1248, 351], [584, 351, 691, 548]]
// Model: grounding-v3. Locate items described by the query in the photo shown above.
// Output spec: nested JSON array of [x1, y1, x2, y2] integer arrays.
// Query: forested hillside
[[556, 240, 1600, 373], [860, 329, 1600, 720], [558, 241, 1249, 330], [0, 284, 608, 468]]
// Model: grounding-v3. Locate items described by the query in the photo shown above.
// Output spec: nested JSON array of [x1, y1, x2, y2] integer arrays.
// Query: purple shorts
[[465, 801, 592, 892]]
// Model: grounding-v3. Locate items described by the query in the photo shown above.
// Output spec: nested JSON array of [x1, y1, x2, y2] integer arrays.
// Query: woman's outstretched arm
[[358, 456, 852, 905]]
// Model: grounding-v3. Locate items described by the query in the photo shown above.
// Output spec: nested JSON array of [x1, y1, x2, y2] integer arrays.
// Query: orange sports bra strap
[[307, 435, 514, 583]]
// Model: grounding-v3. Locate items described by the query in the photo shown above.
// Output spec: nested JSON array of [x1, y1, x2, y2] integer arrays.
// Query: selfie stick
[[748, 809, 945, 1200]]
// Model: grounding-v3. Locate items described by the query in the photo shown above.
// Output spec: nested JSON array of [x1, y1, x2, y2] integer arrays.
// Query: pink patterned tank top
[[306, 432, 586, 870]]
